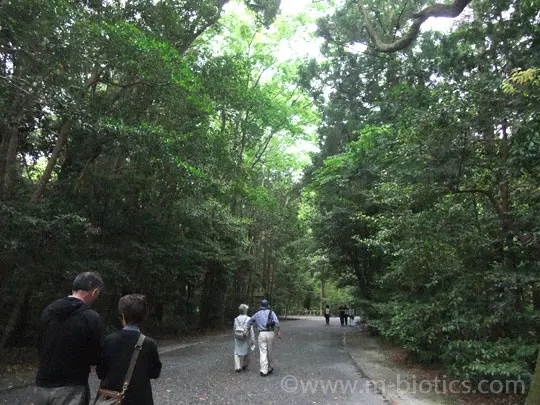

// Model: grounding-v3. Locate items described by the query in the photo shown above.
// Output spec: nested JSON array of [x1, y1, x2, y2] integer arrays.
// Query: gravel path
[[0, 318, 388, 405]]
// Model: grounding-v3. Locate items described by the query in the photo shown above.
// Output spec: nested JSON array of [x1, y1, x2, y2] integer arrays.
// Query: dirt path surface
[[0, 318, 388, 405]]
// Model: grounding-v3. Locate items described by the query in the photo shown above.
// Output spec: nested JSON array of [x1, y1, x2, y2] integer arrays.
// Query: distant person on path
[[34, 272, 104, 405], [96, 294, 162, 405], [324, 304, 330, 325], [233, 303, 255, 372], [344, 305, 349, 326], [338, 304, 345, 327], [349, 307, 355, 325], [247, 299, 280, 376]]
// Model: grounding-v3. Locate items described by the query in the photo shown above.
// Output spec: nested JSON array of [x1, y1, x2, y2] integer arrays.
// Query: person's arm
[[89, 313, 104, 366], [272, 312, 281, 336], [271, 311, 279, 327], [36, 310, 47, 356], [96, 335, 110, 381], [246, 314, 256, 329], [147, 340, 162, 379]]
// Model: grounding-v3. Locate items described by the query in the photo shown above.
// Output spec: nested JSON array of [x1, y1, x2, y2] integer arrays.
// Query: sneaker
[[260, 372, 269, 377], [235, 369, 242, 372], [268, 367, 274, 374], [242, 366, 248, 370]]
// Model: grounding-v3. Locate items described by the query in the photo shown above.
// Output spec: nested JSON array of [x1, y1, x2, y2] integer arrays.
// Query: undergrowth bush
[[443, 339, 536, 385]]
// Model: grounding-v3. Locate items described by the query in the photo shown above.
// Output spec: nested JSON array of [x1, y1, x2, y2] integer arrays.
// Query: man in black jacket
[[97, 294, 162, 405], [34, 271, 104, 405]]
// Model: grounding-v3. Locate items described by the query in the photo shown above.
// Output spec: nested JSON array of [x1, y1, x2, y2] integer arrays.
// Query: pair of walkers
[[233, 299, 280, 377], [34, 272, 161, 405], [338, 304, 349, 326]]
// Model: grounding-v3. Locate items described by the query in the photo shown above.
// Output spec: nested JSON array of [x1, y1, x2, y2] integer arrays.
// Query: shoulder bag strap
[[120, 333, 146, 395]]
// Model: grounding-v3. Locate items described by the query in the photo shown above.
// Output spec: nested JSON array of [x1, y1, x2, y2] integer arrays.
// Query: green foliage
[[371, 301, 447, 363], [502, 68, 540, 95], [5, 2, 540, 398], [301, 0, 540, 390], [0, 0, 319, 344], [443, 340, 536, 383]]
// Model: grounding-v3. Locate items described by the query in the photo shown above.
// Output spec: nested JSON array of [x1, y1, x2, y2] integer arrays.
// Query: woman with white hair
[[233, 303, 255, 372]]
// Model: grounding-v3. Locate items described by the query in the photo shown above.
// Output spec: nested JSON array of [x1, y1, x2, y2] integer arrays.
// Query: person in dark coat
[[34, 272, 104, 405], [96, 294, 162, 405], [338, 304, 346, 327]]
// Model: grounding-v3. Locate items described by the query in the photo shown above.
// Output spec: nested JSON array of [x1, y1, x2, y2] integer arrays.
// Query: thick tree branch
[[453, 188, 515, 233], [30, 121, 71, 203], [251, 129, 277, 169], [412, 0, 472, 20], [358, 0, 473, 53], [177, 0, 228, 55], [393, 0, 409, 41]]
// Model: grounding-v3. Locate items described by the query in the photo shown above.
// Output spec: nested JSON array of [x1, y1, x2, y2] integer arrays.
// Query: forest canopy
[[1, 0, 540, 401]]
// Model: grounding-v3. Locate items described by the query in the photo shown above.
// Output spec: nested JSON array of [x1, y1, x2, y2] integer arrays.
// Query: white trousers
[[258, 331, 274, 374], [234, 353, 250, 370]]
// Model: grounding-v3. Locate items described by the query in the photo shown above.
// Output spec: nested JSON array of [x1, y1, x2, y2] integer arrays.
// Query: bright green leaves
[[502, 68, 540, 96], [98, 20, 200, 89]]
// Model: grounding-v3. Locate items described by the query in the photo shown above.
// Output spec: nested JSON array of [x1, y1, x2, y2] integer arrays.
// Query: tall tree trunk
[[320, 277, 325, 316], [1, 129, 20, 199], [526, 350, 540, 405], [0, 132, 9, 192], [198, 262, 226, 329], [30, 121, 70, 203], [0, 285, 29, 349]]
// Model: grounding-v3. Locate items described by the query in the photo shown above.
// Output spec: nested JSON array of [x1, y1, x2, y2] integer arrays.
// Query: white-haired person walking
[[233, 304, 255, 372]]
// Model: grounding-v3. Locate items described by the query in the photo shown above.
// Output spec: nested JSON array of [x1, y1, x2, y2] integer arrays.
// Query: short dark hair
[[72, 272, 104, 292], [118, 294, 147, 325]]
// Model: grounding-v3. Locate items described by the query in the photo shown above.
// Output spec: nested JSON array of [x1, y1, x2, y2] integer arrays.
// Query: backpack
[[234, 317, 248, 340], [265, 310, 275, 330]]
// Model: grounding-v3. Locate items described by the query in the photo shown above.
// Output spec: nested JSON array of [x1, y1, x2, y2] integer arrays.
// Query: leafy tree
[[0, 0, 312, 347], [301, 0, 540, 393]]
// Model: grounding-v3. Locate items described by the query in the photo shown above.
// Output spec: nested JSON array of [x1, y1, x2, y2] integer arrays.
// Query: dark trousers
[[324, 314, 330, 325]]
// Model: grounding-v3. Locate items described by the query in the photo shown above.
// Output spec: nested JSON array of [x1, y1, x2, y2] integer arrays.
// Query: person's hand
[[276, 331, 281, 338], [250, 340, 255, 345]]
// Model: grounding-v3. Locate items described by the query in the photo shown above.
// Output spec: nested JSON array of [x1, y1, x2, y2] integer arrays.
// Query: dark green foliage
[[443, 340, 536, 383], [302, 0, 540, 390], [0, 0, 314, 346], [4, 0, 540, 396]]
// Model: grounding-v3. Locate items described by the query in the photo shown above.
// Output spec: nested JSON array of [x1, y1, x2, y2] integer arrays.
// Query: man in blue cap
[[247, 299, 280, 376]]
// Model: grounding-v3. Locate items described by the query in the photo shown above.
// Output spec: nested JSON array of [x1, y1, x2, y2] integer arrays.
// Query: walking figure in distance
[[338, 304, 345, 327], [324, 304, 330, 325], [247, 299, 280, 376], [233, 303, 255, 372]]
